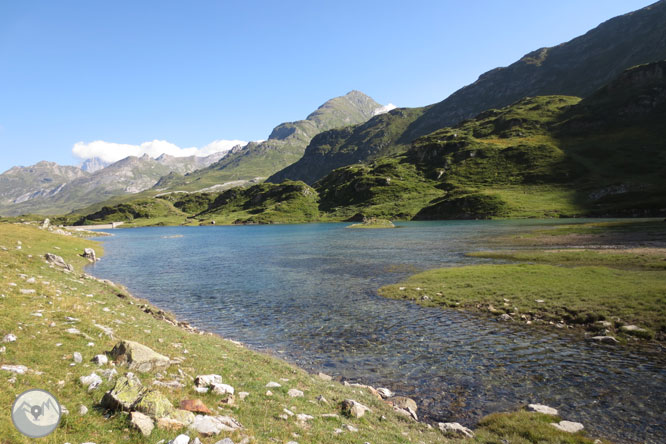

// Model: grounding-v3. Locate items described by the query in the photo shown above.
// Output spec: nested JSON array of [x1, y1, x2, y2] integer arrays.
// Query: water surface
[[89, 221, 666, 444]]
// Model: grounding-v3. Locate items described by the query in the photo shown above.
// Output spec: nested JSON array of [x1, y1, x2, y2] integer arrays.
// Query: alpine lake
[[87, 220, 666, 444]]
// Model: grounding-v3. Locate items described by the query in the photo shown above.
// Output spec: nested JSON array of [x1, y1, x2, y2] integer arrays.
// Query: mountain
[[319, 61, 666, 220], [0, 152, 229, 216], [0, 161, 89, 212], [80, 157, 109, 173], [156, 91, 386, 192], [268, 0, 666, 185]]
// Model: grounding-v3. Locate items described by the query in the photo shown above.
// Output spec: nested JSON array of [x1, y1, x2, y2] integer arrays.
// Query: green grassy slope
[[268, 1, 666, 186]]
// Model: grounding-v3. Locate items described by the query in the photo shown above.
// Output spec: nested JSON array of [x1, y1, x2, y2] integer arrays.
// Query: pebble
[[266, 381, 281, 388], [287, 388, 304, 397], [79, 405, 88, 415], [265, 390, 273, 396], [3, 333, 17, 342], [73, 352, 83, 363]]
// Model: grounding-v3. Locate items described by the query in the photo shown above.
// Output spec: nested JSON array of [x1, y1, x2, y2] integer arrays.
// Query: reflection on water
[[89, 221, 666, 444]]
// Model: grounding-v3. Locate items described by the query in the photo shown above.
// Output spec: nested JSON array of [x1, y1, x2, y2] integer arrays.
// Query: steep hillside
[[269, 1, 666, 185], [158, 91, 385, 191]]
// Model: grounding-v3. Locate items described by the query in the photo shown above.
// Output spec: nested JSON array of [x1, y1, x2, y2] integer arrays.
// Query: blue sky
[[0, 0, 656, 172]]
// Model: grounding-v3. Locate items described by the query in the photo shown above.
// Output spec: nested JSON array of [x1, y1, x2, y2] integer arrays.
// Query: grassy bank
[[0, 223, 609, 443], [379, 220, 666, 342]]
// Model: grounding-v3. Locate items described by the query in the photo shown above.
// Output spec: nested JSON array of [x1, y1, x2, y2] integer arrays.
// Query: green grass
[[0, 223, 611, 443], [379, 263, 665, 339]]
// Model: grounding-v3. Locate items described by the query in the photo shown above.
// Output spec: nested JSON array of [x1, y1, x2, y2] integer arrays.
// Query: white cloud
[[72, 139, 247, 164], [372, 103, 397, 116]]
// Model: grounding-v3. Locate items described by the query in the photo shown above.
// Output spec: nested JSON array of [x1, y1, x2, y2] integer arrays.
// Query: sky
[[0, 0, 656, 172]]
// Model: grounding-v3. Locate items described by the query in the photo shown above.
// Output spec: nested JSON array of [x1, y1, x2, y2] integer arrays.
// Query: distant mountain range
[[0, 91, 388, 216], [0, 152, 228, 215]]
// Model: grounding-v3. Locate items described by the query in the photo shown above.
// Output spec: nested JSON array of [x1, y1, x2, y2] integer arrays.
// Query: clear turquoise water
[[89, 221, 666, 444]]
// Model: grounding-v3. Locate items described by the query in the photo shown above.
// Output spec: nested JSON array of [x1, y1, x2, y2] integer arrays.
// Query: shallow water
[[89, 220, 666, 443]]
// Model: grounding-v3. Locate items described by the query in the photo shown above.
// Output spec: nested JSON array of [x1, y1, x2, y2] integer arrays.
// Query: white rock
[[266, 381, 281, 388], [79, 405, 88, 415], [73, 352, 83, 363], [168, 435, 190, 444], [3, 334, 17, 342], [213, 439, 235, 444], [1, 364, 28, 374], [195, 374, 223, 387], [343, 424, 358, 432], [194, 386, 209, 394], [0, 346, 5, 353], [212, 383, 235, 395], [65, 328, 80, 334], [130, 411, 155, 437], [287, 388, 304, 398], [377, 387, 393, 398], [265, 390, 273, 396], [189, 415, 242, 436], [93, 354, 109, 365], [551, 420, 584, 433], [342, 399, 370, 418], [589, 335, 619, 344], [317, 372, 332, 381], [26, 277, 36, 284], [238, 391, 249, 400], [20, 289, 36, 294], [527, 403, 558, 415], [438, 422, 475, 438], [79, 372, 102, 391], [296, 414, 314, 422]]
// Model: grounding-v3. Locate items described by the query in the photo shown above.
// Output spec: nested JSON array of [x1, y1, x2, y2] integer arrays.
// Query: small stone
[[551, 420, 584, 433], [0, 346, 5, 353], [20, 289, 36, 294], [527, 404, 558, 415], [1, 364, 28, 374], [79, 405, 88, 415], [589, 335, 619, 344], [211, 383, 235, 395], [287, 388, 304, 398], [377, 387, 393, 399], [79, 372, 103, 391], [238, 391, 249, 400], [189, 414, 242, 436], [317, 372, 332, 381], [73, 352, 83, 363], [93, 354, 109, 365], [343, 424, 358, 432], [438, 422, 475, 438], [194, 374, 223, 387], [214, 439, 235, 444], [499, 313, 513, 321], [180, 399, 213, 414], [194, 386, 209, 394], [341, 399, 370, 418], [65, 328, 80, 334], [265, 390, 273, 396], [266, 381, 281, 388], [296, 413, 314, 422], [316, 395, 328, 404], [130, 411, 155, 436], [168, 435, 190, 444], [3, 333, 17, 342]]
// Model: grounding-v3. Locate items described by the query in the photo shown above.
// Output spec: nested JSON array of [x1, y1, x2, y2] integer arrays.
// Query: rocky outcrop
[[45, 253, 74, 271]]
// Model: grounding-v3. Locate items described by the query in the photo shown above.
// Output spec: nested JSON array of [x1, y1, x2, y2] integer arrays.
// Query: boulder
[[83, 248, 97, 262], [130, 411, 155, 436], [527, 404, 558, 415], [101, 375, 146, 411], [109, 340, 170, 373], [438, 422, 475, 438], [189, 415, 242, 436], [551, 420, 584, 433], [44, 253, 73, 271], [180, 399, 213, 414], [377, 387, 393, 399], [41, 218, 50, 229], [134, 390, 174, 418], [194, 374, 223, 387], [157, 409, 196, 430], [341, 399, 370, 418]]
